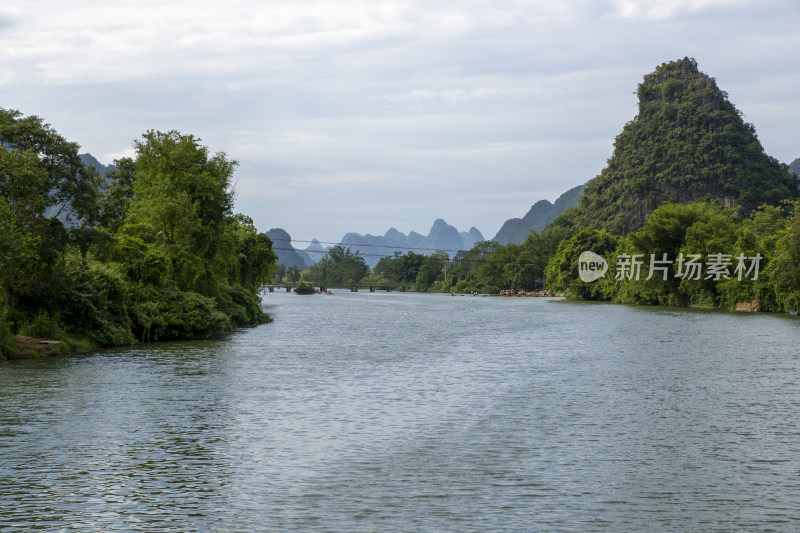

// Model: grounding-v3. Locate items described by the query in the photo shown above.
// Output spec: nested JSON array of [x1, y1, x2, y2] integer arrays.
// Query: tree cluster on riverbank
[[546, 201, 800, 311], [0, 108, 276, 359], [367, 236, 562, 294]]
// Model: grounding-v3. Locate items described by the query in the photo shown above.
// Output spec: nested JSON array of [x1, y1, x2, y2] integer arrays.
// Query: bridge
[[264, 284, 410, 293]]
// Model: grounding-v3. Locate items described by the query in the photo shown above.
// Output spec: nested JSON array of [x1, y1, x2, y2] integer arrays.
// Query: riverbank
[[0, 291, 273, 363], [1, 335, 96, 361]]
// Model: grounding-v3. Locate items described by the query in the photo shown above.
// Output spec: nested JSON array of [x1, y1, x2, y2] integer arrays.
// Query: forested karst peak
[[557, 57, 798, 234]]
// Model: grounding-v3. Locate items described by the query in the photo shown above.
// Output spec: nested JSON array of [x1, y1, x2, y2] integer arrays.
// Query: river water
[[1, 292, 799, 532]]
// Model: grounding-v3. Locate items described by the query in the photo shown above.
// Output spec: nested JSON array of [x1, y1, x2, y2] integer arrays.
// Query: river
[[2, 292, 799, 531]]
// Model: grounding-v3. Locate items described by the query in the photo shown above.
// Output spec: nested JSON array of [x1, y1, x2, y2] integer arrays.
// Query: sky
[[1, 0, 798, 245]]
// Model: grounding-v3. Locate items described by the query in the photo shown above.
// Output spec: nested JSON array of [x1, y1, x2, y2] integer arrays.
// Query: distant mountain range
[[269, 220, 485, 268], [491, 184, 584, 245], [341, 219, 484, 266]]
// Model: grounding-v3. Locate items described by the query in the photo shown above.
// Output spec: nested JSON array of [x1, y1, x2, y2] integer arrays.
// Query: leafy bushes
[[57, 254, 136, 346], [129, 285, 231, 342], [217, 285, 271, 326], [18, 310, 68, 339]]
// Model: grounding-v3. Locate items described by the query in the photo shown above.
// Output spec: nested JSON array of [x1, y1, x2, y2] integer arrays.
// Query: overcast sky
[[2, 0, 798, 244]]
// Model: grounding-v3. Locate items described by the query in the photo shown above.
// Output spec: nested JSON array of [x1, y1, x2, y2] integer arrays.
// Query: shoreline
[[4, 335, 94, 361], [5, 336, 63, 360]]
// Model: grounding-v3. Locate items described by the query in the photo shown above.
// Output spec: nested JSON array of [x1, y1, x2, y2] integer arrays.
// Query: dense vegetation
[[545, 201, 800, 311], [1, 108, 276, 359]]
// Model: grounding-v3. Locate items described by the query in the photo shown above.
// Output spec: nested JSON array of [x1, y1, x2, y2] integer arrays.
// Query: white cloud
[[609, 0, 762, 21], [1, 0, 798, 242], [0, 0, 607, 86], [383, 87, 520, 106], [101, 148, 136, 164]]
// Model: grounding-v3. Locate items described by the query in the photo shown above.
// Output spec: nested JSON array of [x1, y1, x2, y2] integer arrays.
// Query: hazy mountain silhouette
[[336, 221, 484, 267], [266, 228, 312, 269], [492, 184, 584, 245]]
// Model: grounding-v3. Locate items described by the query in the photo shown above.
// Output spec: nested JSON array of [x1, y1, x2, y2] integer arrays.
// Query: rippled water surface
[[2, 292, 800, 531]]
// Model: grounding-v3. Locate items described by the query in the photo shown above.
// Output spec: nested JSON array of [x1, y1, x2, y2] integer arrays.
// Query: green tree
[[374, 251, 426, 284], [304, 246, 368, 285], [615, 202, 737, 306], [545, 228, 618, 300], [0, 146, 57, 307], [674, 205, 739, 307], [0, 198, 39, 307], [770, 202, 800, 311], [229, 214, 277, 293], [123, 130, 237, 295], [97, 157, 136, 231], [416, 251, 448, 290], [0, 110, 105, 314], [284, 266, 301, 283], [1, 111, 276, 349], [0, 108, 100, 225], [0, 147, 52, 228], [717, 205, 786, 310], [520, 226, 572, 278]]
